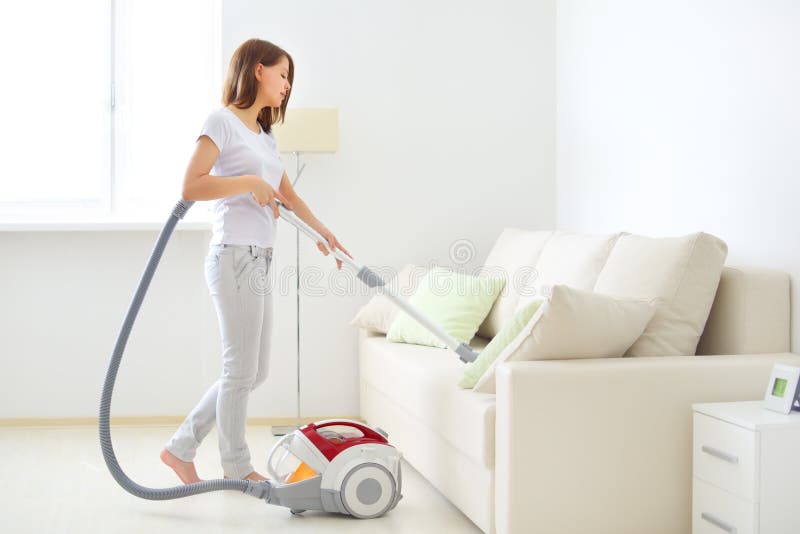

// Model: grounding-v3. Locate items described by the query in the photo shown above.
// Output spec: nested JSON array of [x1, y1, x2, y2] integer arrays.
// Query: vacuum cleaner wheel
[[339, 462, 397, 519]]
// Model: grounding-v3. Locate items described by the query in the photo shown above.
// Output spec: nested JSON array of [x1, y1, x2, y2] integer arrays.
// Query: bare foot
[[224, 471, 269, 481], [160, 448, 202, 484]]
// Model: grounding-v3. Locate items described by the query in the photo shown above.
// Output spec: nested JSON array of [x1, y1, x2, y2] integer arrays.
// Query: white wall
[[556, 0, 799, 351], [0, 1, 556, 418]]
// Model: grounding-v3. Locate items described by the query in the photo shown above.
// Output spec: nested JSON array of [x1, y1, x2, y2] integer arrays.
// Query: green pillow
[[458, 298, 546, 389], [386, 267, 505, 349]]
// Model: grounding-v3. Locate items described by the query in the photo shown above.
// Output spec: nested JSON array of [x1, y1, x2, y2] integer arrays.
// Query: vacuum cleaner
[[99, 198, 479, 518]]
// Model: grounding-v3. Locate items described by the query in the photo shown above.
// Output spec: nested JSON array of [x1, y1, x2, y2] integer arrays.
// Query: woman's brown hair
[[222, 38, 294, 134]]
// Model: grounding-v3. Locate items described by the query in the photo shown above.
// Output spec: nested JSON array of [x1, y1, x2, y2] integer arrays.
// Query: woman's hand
[[249, 176, 292, 218], [316, 227, 352, 270]]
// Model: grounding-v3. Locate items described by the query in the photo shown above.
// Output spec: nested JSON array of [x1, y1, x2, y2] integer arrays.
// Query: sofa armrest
[[494, 353, 800, 534], [697, 266, 791, 355]]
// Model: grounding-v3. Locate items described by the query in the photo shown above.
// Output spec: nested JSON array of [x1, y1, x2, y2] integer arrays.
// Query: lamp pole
[[267, 107, 338, 437], [271, 151, 306, 437]]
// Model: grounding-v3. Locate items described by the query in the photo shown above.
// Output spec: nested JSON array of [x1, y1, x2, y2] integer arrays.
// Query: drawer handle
[[701, 445, 739, 465], [701, 512, 737, 533]]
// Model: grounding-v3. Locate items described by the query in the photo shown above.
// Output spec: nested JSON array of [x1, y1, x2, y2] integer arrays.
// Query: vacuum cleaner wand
[[274, 200, 479, 364]]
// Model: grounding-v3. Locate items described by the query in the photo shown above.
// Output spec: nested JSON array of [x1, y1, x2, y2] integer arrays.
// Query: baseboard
[[0, 415, 364, 428]]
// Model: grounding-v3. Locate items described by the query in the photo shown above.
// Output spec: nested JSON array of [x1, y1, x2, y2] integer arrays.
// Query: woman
[[160, 38, 349, 483]]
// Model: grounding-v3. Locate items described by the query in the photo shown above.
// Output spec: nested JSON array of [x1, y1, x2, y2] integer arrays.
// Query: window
[[114, 0, 221, 221], [0, 0, 221, 223]]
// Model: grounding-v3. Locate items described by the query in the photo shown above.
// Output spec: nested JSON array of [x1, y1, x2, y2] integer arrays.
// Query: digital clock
[[763, 363, 800, 414]]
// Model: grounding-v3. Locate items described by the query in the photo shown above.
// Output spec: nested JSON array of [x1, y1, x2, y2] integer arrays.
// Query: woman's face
[[256, 56, 291, 108]]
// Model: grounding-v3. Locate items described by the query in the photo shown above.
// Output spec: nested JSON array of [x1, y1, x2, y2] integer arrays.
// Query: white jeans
[[165, 244, 273, 478]]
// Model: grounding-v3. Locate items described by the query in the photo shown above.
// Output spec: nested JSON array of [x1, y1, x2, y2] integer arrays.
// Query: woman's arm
[[182, 136, 291, 218], [278, 171, 351, 269], [182, 136, 255, 200]]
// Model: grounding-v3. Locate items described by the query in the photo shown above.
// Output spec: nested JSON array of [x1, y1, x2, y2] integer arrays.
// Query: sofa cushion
[[386, 268, 505, 348], [459, 298, 548, 389], [477, 228, 552, 339], [515, 231, 620, 311], [359, 333, 495, 468], [474, 285, 657, 393], [593, 232, 728, 356]]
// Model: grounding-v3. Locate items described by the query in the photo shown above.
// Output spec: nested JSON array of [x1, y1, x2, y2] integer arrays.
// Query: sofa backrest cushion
[[593, 232, 728, 356], [477, 228, 552, 338], [515, 231, 620, 312]]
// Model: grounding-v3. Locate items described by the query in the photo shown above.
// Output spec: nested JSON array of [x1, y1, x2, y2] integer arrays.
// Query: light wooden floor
[[0, 424, 482, 533]]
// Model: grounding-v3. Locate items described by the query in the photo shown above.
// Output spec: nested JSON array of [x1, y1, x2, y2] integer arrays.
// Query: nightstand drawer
[[693, 413, 758, 500], [693, 477, 757, 534]]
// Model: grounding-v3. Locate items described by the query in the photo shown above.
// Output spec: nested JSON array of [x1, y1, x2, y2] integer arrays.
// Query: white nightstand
[[692, 401, 800, 534]]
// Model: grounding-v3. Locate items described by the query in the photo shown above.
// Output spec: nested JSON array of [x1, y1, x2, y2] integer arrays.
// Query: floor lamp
[[270, 108, 339, 436]]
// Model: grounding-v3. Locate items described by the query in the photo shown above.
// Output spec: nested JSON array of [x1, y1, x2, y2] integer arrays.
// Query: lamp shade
[[272, 108, 339, 153]]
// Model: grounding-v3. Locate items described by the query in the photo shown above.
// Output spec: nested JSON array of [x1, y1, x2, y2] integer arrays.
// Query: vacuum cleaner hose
[[98, 199, 270, 501]]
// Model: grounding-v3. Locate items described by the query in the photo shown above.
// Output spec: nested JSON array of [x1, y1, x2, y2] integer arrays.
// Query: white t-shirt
[[198, 107, 283, 248]]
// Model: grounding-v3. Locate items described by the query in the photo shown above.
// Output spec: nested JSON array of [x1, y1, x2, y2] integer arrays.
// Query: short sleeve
[[198, 111, 230, 152]]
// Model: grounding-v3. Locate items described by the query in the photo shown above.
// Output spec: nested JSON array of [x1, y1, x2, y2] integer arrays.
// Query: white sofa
[[357, 229, 797, 534]]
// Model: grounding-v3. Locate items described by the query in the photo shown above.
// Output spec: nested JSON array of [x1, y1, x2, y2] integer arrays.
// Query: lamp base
[[271, 424, 299, 437]]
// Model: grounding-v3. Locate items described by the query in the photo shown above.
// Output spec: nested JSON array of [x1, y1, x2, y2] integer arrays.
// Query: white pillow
[[593, 232, 728, 356], [349, 264, 429, 334], [473, 285, 657, 393]]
